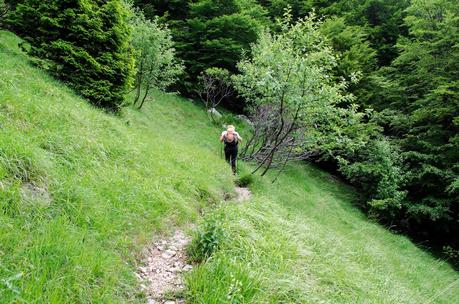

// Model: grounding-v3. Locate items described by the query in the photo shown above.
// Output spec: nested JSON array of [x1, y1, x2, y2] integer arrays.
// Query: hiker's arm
[[220, 131, 226, 142]]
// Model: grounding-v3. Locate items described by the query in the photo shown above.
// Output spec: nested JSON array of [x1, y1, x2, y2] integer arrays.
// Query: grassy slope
[[1, 30, 458, 303], [0, 30, 234, 303], [188, 165, 459, 303]]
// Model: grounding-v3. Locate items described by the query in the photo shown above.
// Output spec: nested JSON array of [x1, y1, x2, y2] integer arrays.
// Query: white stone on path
[[136, 230, 191, 303]]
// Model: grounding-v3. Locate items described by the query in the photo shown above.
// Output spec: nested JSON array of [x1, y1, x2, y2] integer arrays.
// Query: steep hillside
[[1, 30, 458, 303], [0, 30, 234, 303]]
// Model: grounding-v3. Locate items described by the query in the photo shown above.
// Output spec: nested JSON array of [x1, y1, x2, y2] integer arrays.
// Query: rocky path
[[137, 186, 252, 303], [235, 186, 252, 202], [137, 230, 192, 304]]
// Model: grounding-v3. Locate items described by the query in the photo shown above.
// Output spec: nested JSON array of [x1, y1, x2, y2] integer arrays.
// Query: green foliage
[[8, 0, 135, 111], [0, 0, 10, 27], [320, 17, 376, 76], [198, 67, 233, 119], [337, 139, 406, 218], [378, 0, 459, 244], [319, 16, 379, 105], [133, 0, 191, 23], [162, 0, 268, 94], [233, 11, 369, 176], [188, 214, 226, 263], [314, 0, 410, 66], [256, 0, 312, 20], [236, 173, 254, 187], [443, 245, 459, 264], [127, 4, 184, 109], [304, 103, 406, 217], [200, 67, 232, 87], [234, 11, 347, 112]]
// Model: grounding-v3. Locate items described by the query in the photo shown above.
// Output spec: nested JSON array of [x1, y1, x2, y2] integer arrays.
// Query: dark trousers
[[224, 146, 238, 173]]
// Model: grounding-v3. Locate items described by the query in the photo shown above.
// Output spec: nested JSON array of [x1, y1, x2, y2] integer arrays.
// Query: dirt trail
[[235, 186, 252, 202], [137, 186, 252, 303], [137, 230, 192, 304]]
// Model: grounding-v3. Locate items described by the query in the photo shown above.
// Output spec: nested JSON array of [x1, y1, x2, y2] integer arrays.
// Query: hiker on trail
[[220, 125, 242, 174]]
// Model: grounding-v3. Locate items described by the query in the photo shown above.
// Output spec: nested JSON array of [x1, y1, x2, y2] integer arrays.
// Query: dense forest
[[2, 0, 458, 262]]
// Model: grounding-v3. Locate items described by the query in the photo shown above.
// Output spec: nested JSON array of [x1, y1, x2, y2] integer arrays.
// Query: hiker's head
[[227, 125, 235, 134]]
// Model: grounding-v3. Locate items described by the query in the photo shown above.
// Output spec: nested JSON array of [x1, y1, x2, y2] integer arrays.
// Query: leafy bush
[[128, 4, 184, 109], [236, 173, 253, 188], [443, 246, 459, 265], [198, 67, 233, 121], [336, 139, 406, 220], [8, 0, 135, 111], [187, 214, 226, 262]]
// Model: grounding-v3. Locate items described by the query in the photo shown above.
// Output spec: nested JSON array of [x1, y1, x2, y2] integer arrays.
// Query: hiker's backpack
[[223, 131, 238, 147]]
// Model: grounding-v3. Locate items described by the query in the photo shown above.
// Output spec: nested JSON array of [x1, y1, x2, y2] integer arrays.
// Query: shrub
[[443, 245, 459, 265], [236, 173, 253, 188], [336, 139, 406, 220], [187, 214, 226, 262], [8, 0, 135, 111], [128, 5, 184, 109]]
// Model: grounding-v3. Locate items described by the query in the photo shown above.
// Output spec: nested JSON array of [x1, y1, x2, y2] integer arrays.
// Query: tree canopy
[[8, 0, 135, 111]]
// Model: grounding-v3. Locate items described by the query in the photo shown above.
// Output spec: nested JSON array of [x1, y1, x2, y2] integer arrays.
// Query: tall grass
[[0, 30, 233, 303], [186, 164, 459, 303], [1, 29, 458, 304]]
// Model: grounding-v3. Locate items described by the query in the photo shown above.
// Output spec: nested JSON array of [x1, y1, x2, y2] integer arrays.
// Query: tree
[[234, 10, 406, 211], [133, 0, 189, 20], [169, 0, 268, 96], [0, 0, 10, 28], [8, 0, 135, 111], [198, 67, 233, 121], [233, 11, 354, 177], [255, 0, 312, 20], [312, 0, 410, 67], [129, 7, 184, 109], [319, 16, 378, 105], [302, 99, 407, 219], [383, 0, 459, 250]]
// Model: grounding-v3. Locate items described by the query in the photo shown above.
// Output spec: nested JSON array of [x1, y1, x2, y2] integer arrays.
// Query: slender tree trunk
[[249, 129, 272, 160], [271, 141, 295, 183], [240, 130, 256, 158], [251, 146, 273, 174], [256, 110, 299, 175], [138, 85, 150, 109], [133, 82, 141, 105], [260, 152, 276, 176], [252, 93, 288, 173], [247, 134, 268, 162], [133, 60, 144, 105]]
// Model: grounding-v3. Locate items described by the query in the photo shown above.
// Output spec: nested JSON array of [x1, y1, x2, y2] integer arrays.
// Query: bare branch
[[198, 68, 233, 115]]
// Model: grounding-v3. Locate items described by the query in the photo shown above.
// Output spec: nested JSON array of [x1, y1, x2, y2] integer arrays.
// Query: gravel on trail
[[137, 186, 252, 303], [137, 230, 192, 304]]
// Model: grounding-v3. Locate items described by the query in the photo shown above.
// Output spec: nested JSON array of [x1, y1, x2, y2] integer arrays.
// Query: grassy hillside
[[1, 30, 458, 303], [0, 30, 234, 303], [187, 165, 459, 303]]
